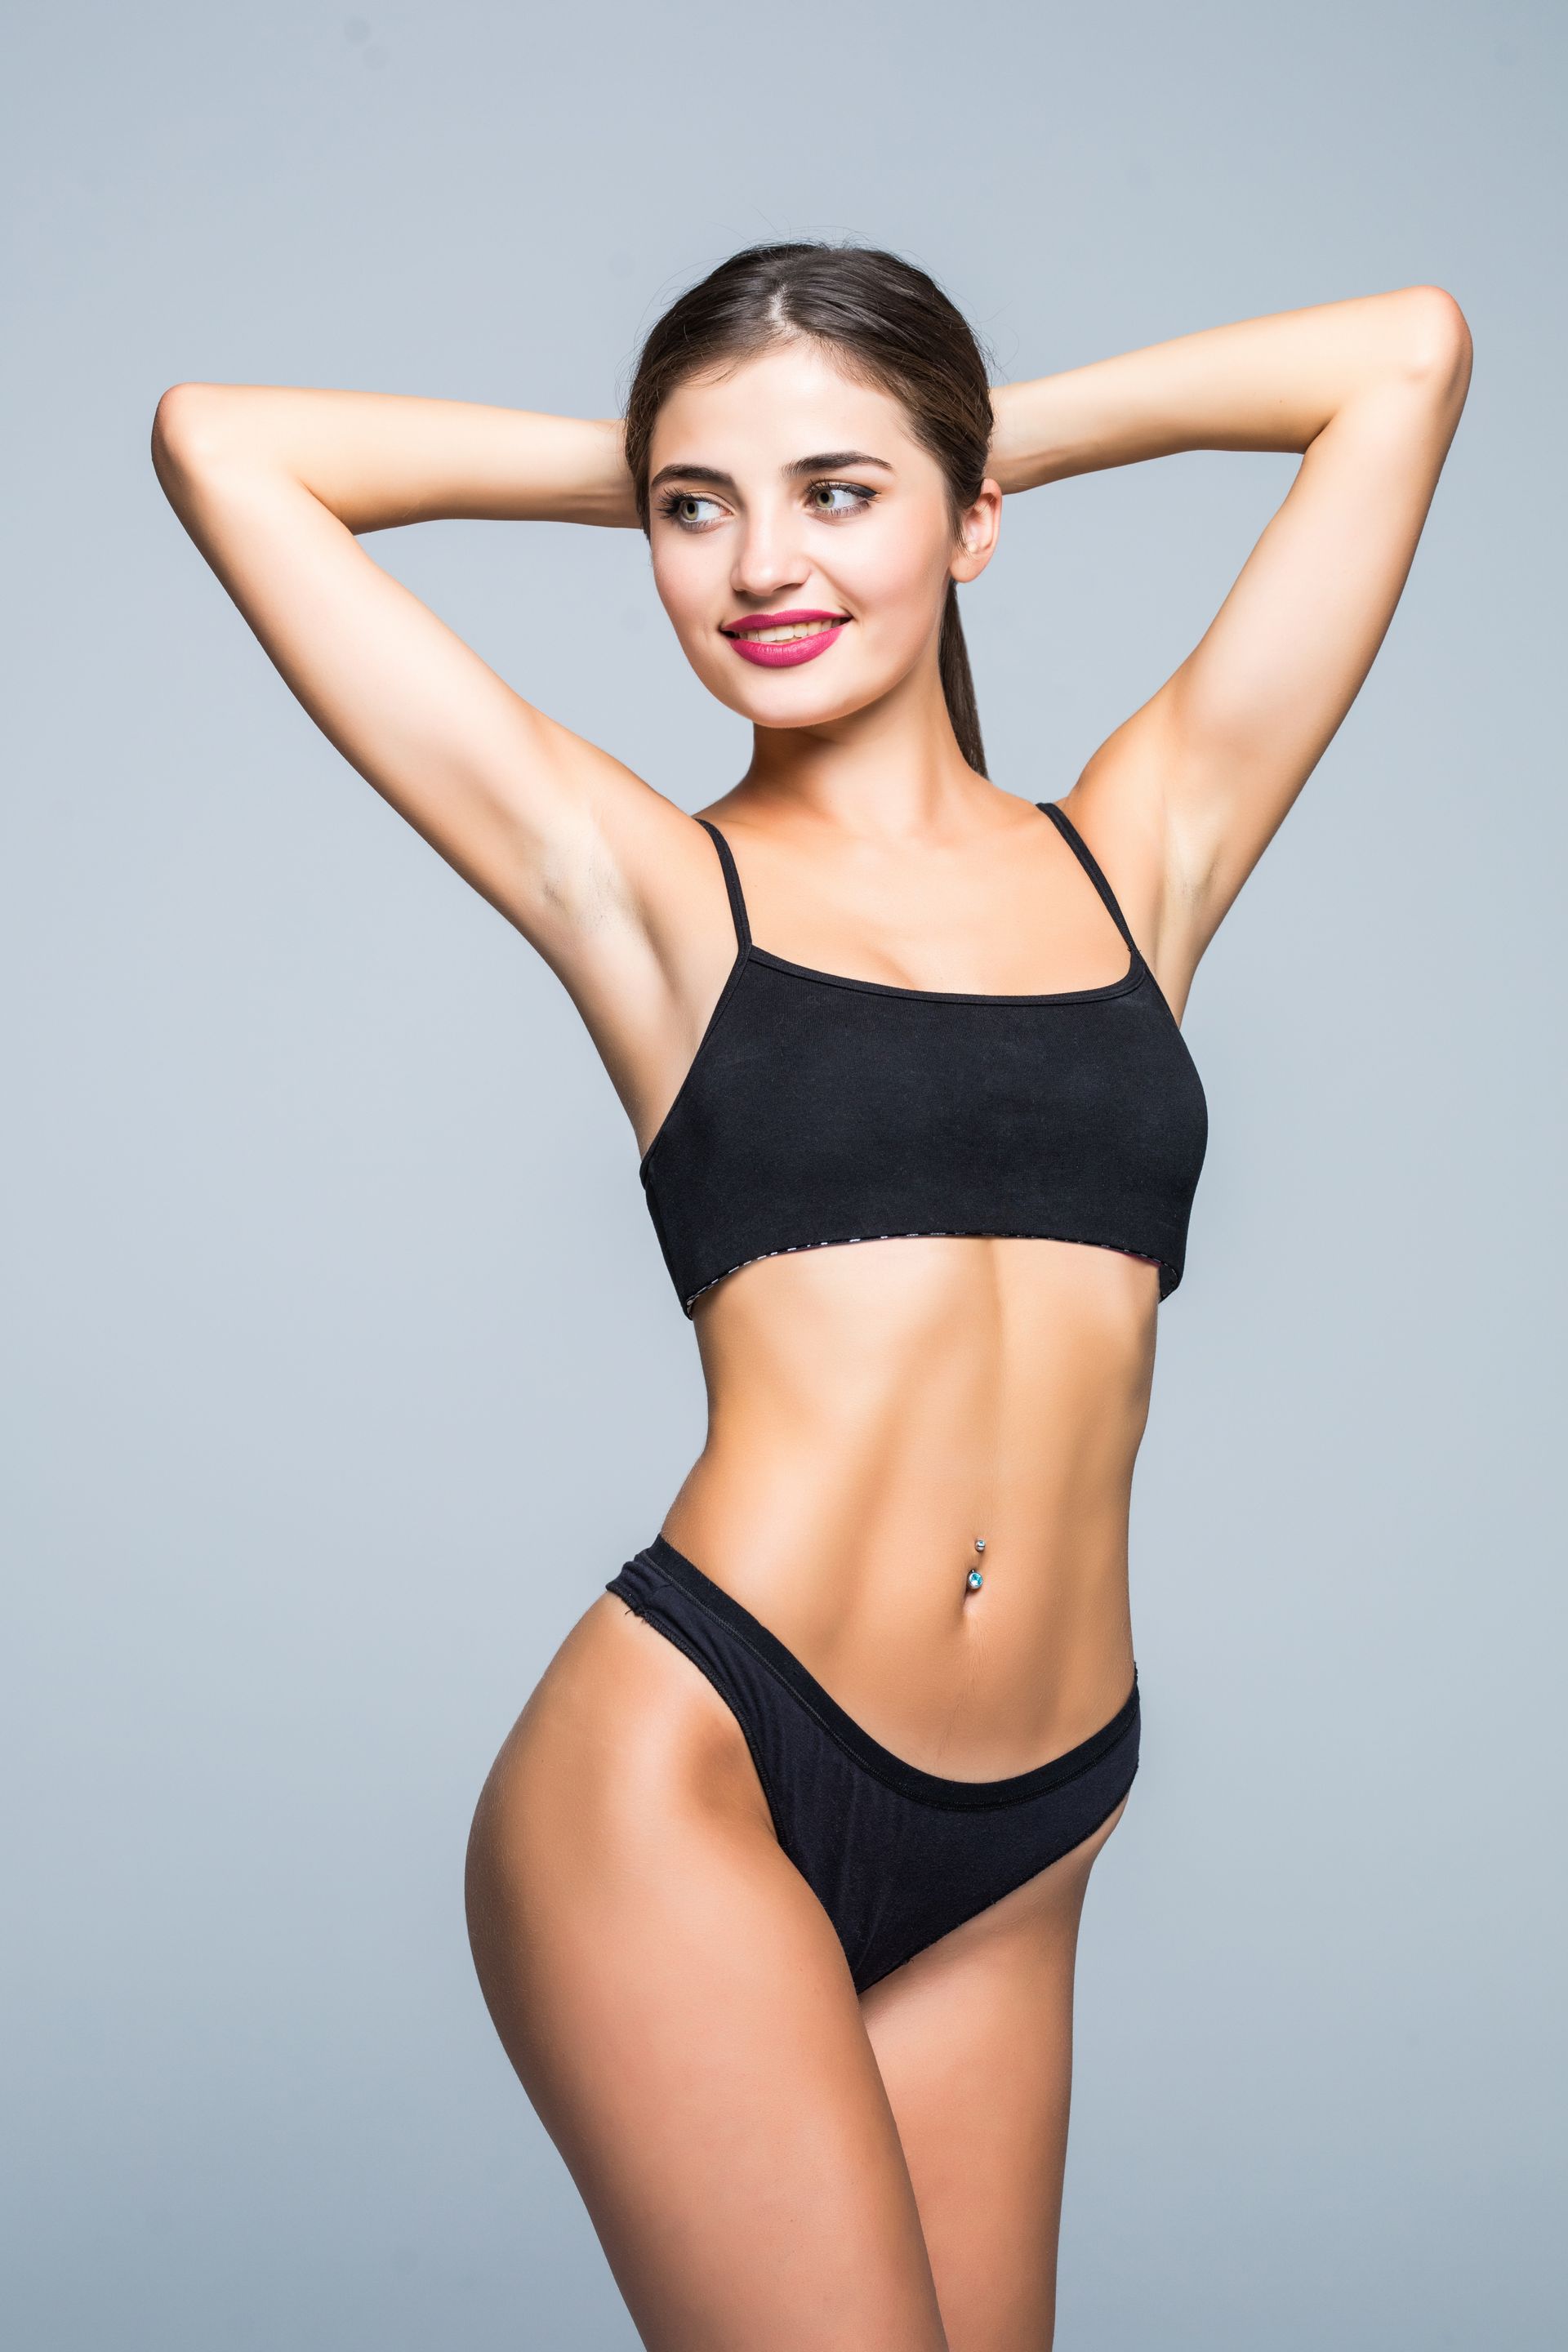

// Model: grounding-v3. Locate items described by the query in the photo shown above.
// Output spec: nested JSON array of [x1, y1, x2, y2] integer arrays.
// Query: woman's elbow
[[150, 381, 243, 487], [1398, 286, 1474, 402]]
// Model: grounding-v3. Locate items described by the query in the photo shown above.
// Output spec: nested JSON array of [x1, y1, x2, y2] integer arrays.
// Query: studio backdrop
[[3, 3, 1562, 2347]]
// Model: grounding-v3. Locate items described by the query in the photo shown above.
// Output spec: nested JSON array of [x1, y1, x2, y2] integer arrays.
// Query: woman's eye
[[808, 481, 875, 518], [656, 481, 874, 529], [657, 493, 728, 536]]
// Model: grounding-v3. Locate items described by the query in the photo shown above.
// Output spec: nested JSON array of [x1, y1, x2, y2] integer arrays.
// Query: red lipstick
[[720, 608, 851, 669]]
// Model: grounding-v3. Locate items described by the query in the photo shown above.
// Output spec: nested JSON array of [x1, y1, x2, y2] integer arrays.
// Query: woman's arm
[[989, 287, 1473, 1006], [154, 389, 641, 532], [150, 389, 693, 938], [151, 385, 719, 1136]]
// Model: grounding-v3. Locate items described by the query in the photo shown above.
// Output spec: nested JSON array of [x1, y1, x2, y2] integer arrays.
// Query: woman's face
[[645, 340, 1000, 728]]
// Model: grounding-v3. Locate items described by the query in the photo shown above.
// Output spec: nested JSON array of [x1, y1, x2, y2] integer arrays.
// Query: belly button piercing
[[966, 1537, 987, 1593]]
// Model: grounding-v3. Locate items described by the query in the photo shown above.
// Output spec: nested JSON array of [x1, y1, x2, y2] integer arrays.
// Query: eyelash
[[654, 480, 878, 531]]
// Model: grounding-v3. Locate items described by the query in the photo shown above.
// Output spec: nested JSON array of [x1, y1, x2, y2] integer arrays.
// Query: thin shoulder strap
[[1038, 801, 1138, 957], [697, 817, 752, 954]]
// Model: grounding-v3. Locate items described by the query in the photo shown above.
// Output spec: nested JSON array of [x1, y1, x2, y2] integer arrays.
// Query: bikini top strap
[[697, 817, 752, 954], [1038, 801, 1139, 957]]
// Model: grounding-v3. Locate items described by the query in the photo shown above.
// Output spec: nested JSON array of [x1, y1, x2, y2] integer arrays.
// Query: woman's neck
[[731, 662, 997, 843]]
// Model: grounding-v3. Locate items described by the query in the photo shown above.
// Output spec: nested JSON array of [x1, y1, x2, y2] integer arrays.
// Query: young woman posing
[[152, 243, 1470, 2351]]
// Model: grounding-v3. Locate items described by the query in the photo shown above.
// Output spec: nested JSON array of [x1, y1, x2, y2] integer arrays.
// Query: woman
[[152, 242, 1471, 2350]]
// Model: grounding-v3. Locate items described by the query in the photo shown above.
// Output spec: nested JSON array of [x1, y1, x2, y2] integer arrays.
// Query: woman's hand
[[987, 288, 1472, 1014]]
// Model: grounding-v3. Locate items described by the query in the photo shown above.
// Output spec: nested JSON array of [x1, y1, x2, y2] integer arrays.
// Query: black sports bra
[[639, 800, 1208, 1315]]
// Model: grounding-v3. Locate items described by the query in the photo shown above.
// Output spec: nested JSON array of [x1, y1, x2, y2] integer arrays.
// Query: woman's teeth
[[737, 619, 840, 644]]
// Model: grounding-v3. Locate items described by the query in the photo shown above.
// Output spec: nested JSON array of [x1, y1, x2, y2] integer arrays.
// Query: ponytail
[[938, 581, 987, 778]]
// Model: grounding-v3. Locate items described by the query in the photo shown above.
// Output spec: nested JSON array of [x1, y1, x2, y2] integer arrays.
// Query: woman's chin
[[692, 657, 896, 729]]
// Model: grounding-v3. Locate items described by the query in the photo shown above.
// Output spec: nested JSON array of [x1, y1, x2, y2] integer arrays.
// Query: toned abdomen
[[659, 1233, 1160, 1781]]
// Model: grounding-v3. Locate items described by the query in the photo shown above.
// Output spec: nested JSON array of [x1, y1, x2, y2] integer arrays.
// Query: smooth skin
[[153, 283, 1471, 2348]]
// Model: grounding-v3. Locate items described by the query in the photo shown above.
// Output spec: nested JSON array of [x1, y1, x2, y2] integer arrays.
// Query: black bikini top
[[639, 800, 1208, 1314]]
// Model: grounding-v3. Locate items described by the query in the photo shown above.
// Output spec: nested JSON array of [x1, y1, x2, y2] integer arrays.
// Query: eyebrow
[[648, 449, 895, 497]]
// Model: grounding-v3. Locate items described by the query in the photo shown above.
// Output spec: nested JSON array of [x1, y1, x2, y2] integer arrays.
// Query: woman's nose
[[730, 507, 808, 599]]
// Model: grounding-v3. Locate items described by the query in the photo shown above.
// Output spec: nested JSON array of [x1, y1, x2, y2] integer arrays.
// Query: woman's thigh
[[466, 1592, 949, 2352], [860, 1793, 1132, 2352]]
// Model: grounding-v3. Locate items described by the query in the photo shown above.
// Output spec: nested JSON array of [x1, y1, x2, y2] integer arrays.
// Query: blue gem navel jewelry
[[966, 1567, 984, 1592]]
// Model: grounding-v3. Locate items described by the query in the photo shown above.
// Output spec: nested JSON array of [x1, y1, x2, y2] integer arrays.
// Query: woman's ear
[[951, 477, 1003, 584]]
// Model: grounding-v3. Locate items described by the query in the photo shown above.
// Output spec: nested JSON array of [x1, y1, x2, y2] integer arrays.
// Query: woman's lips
[[720, 608, 851, 669]]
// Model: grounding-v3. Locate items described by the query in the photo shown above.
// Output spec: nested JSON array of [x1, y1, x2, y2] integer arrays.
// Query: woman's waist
[[664, 1241, 1156, 1775], [678, 1335, 1151, 1583], [657, 1458, 1138, 1782]]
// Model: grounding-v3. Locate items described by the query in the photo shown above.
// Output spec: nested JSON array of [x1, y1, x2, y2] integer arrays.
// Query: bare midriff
[[657, 1231, 1160, 1784]]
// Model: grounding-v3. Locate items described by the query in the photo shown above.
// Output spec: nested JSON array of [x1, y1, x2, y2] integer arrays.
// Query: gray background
[[4, 2, 1562, 2345]]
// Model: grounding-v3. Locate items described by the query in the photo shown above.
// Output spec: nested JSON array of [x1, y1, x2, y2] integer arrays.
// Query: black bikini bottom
[[604, 1533, 1141, 1996]]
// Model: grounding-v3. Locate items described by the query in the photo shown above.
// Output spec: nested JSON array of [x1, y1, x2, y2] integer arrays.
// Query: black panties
[[605, 1534, 1141, 1995]]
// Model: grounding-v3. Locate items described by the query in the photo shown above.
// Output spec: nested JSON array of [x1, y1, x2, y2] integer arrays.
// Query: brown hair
[[622, 240, 995, 777]]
